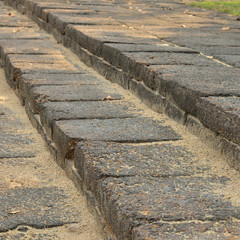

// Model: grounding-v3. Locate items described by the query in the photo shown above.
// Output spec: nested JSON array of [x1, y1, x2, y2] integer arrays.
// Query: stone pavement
[[0, 68, 104, 239], [3, 0, 239, 171], [0, 0, 240, 239]]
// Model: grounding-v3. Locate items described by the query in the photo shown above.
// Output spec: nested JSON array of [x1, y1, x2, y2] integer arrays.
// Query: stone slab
[[0, 232, 58, 240], [53, 118, 181, 158], [4, 54, 80, 83], [150, 65, 240, 115], [102, 42, 199, 67], [65, 25, 161, 57], [214, 55, 240, 68], [18, 73, 103, 98], [197, 45, 240, 57], [0, 40, 61, 56], [0, 112, 36, 158], [0, 187, 81, 232], [0, 27, 48, 40], [132, 221, 240, 240], [40, 101, 142, 138], [197, 96, 240, 145], [121, 52, 214, 66], [47, 10, 119, 34], [74, 141, 210, 192], [28, 84, 123, 113], [97, 176, 240, 239]]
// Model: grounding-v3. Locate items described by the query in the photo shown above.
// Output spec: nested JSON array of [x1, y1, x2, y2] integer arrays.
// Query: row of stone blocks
[[0, 1, 240, 239], [2, 0, 239, 171]]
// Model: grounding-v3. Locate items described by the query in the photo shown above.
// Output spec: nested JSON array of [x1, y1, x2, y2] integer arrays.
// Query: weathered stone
[[74, 141, 210, 192], [197, 96, 240, 145], [18, 73, 104, 99], [48, 10, 119, 34], [4, 53, 79, 84], [0, 39, 61, 56], [40, 101, 142, 138], [0, 113, 36, 158], [28, 84, 123, 113], [214, 55, 240, 68], [97, 176, 240, 239], [65, 25, 160, 57], [102, 42, 199, 68], [129, 79, 165, 112], [0, 187, 82, 232], [53, 117, 181, 158], [0, 27, 48, 40], [133, 221, 240, 240], [150, 65, 240, 116]]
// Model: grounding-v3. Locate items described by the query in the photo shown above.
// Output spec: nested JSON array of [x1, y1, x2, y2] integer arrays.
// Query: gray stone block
[[197, 96, 240, 145], [40, 101, 142, 138], [28, 84, 123, 113], [74, 141, 210, 193], [52, 117, 181, 158], [151, 65, 240, 116], [97, 176, 240, 239], [133, 221, 240, 240], [0, 187, 82, 232]]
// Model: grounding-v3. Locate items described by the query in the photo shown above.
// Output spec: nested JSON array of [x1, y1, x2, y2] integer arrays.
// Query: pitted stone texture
[[47, 10, 120, 34], [0, 27, 48, 40], [74, 141, 210, 192], [5, 54, 79, 84], [97, 176, 240, 239], [102, 42, 199, 68], [40, 101, 142, 138], [65, 25, 160, 57], [28, 84, 123, 113], [0, 110, 36, 158], [53, 118, 181, 158], [117, 52, 216, 82], [132, 221, 240, 240], [151, 65, 240, 115], [214, 55, 240, 68], [197, 96, 240, 145], [0, 232, 58, 240], [0, 187, 82, 232], [18, 73, 103, 99], [0, 40, 60, 57]]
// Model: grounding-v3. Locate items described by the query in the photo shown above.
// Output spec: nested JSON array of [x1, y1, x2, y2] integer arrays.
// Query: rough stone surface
[[1, 1, 240, 240], [151, 65, 240, 115], [74, 141, 210, 192], [0, 39, 61, 56], [29, 84, 122, 111], [40, 100, 142, 137], [214, 55, 240, 68], [132, 221, 240, 240], [53, 117, 181, 158], [0, 187, 82, 232], [197, 96, 240, 145], [97, 176, 240, 239], [18, 73, 105, 98], [0, 110, 36, 158]]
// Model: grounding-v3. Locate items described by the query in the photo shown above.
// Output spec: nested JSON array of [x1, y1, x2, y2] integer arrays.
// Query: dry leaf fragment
[[102, 96, 112, 101], [182, 24, 187, 28], [9, 210, 21, 214], [222, 27, 230, 31]]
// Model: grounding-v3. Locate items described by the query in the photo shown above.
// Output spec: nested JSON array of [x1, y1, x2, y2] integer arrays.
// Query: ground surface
[[0, 69, 103, 240], [0, 0, 240, 239]]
